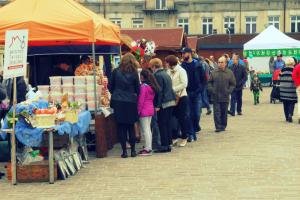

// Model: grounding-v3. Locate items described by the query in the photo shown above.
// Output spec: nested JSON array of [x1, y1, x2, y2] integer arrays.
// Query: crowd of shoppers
[[110, 50, 300, 159]]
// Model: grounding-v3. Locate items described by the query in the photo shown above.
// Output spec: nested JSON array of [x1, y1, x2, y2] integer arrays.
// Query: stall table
[[258, 73, 273, 86]]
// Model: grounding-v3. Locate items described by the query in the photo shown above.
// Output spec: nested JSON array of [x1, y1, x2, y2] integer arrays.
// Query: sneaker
[[178, 139, 187, 147], [187, 135, 194, 142], [228, 111, 235, 116], [172, 139, 179, 146], [215, 129, 222, 133], [237, 112, 242, 116], [206, 110, 212, 115], [139, 149, 152, 156]]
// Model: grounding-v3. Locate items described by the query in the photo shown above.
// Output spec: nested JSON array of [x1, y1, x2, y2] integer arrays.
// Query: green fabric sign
[[244, 48, 300, 58]]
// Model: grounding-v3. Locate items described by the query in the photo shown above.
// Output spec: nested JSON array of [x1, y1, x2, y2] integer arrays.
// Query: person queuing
[[150, 58, 176, 153], [228, 54, 248, 116], [181, 48, 206, 141], [269, 56, 275, 74], [208, 56, 236, 132], [209, 55, 218, 69], [201, 57, 212, 115], [292, 60, 300, 124], [279, 57, 297, 123], [165, 55, 194, 147], [274, 53, 285, 70], [109, 53, 140, 158], [138, 69, 160, 156], [250, 74, 263, 105]]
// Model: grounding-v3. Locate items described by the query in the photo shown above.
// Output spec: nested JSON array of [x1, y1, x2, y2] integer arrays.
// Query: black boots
[[121, 145, 136, 158], [287, 115, 293, 123], [130, 145, 137, 157], [121, 150, 128, 158]]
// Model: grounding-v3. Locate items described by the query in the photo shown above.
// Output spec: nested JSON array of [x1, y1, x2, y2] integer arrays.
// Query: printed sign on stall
[[3, 30, 28, 79]]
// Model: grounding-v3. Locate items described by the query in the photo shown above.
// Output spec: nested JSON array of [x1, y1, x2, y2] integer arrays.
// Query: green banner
[[244, 48, 300, 58]]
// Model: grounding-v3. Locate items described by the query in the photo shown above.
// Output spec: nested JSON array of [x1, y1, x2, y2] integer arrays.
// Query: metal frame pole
[[11, 77, 17, 185], [48, 130, 54, 184], [92, 43, 98, 115]]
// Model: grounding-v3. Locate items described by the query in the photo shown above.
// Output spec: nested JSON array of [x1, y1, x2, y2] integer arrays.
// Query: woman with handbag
[[109, 53, 140, 158], [165, 55, 194, 147]]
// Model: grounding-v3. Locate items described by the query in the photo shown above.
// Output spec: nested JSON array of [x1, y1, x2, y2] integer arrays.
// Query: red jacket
[[273, 69, 281, 81], [292, 64, 300, 87]]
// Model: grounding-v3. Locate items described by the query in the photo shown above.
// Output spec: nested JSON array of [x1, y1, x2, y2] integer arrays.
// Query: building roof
[[121, 28, 185, 51], [196, 33, 300, 50], [187, 37, 198, 50]]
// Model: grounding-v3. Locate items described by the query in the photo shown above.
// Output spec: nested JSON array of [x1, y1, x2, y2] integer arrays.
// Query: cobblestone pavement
[[1, 88, 300, 200]]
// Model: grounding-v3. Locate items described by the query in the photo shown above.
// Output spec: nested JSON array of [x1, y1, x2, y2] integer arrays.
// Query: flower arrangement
[[131, 38, 156, 62]]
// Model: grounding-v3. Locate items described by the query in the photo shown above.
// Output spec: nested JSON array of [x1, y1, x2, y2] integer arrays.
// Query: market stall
[[0, 0, 121, 184], [244, 25, 300, 85]]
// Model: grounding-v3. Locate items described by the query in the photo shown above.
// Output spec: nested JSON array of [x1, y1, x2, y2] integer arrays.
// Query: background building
[[74, 0, 300, 35], [1, 0, 300, 35]]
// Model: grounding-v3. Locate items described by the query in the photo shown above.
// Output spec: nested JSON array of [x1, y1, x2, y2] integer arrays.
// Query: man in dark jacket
[[5, 77, 27, 105], [228, 54, 247, 116], [150, 58, 176, 153], [208, 56, 236, 132], [181, 48, 206, 142]]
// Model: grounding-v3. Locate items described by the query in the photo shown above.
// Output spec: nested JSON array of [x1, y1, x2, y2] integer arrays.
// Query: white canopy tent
[[243, 25, 300, 72]]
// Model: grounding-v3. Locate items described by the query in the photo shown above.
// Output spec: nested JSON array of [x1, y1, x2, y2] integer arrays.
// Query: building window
[[110, 18, 121, 27], [177, 18, 189, 34], [268, 16, 280, 29], [224, 17, 235, 34], [246, 17, 257, 34], [155, 20, 167, 28], [156, 0, 166, 10], [291, 16, 300, 33], [202, 18, 213, 35], [132, 18, 144, 28]]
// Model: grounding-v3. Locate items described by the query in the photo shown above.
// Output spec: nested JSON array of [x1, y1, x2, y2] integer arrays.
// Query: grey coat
[[279, 67, 297, 103], [208, 68, 236, 103]]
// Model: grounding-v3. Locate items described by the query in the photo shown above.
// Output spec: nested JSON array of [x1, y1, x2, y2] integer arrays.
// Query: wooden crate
[[6, 160, 57, 183]]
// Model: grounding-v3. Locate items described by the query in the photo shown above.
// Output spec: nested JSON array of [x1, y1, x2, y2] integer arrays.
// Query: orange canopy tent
[[0, 0, 121, 47]]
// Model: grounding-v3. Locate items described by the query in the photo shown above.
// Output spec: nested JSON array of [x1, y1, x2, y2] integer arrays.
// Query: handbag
[[175, 90, 183, 106]]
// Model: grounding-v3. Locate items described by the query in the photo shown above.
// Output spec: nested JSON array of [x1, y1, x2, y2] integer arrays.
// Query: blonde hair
[[285, 57, 295, 67], [149, 58, 163, 69]]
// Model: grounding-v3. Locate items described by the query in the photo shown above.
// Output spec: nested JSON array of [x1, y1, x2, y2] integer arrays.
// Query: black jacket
[[229, 64, 247, 91], [109, 68, 140, 104], [0, 84, 6, 101], [153, 69, 176, 108], [181, 59, 207, 94], [5, 77, 27, 104], [208, 68, 236, 103]]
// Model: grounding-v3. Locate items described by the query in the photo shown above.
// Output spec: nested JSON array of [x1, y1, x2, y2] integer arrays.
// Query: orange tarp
[[0, 0, 121, 46]]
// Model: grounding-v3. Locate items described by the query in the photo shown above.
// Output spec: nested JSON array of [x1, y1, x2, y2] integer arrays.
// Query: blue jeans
[[188, 91, 202, 133], [201, 86, 211, 110], [230, 90, 243, 114]]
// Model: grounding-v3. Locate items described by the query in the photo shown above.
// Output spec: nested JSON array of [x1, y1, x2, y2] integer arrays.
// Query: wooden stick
[[11, 77, 17, 185]]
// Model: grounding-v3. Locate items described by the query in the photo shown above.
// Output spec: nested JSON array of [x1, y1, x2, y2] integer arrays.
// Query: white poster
[[3, 29, 28, 79]]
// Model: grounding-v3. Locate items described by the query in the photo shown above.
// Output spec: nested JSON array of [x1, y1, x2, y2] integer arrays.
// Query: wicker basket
[[35, 114, 56, 128]]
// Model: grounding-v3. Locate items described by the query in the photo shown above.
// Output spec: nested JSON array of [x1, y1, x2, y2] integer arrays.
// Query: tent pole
[[92, 43, 98, 115]]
